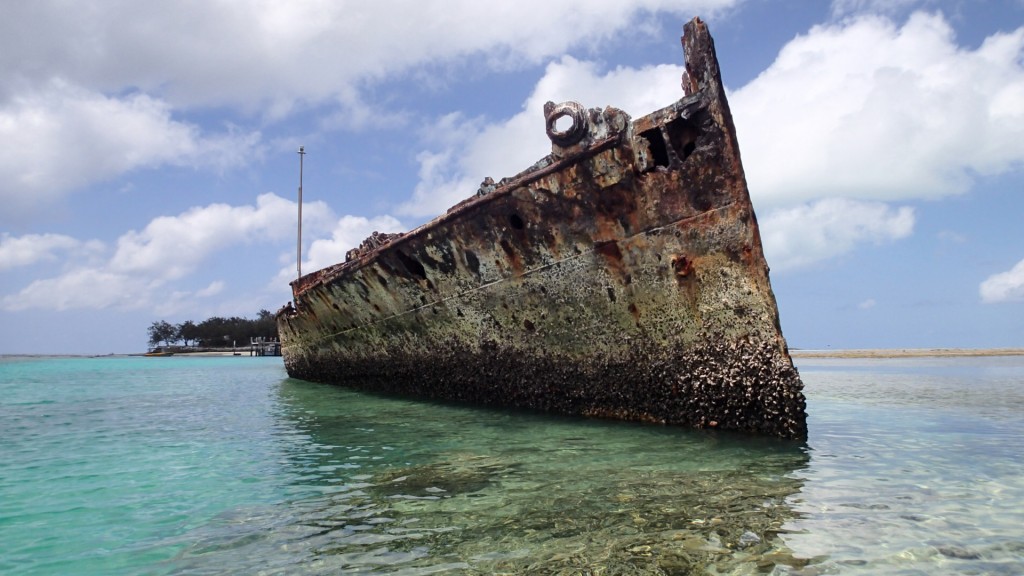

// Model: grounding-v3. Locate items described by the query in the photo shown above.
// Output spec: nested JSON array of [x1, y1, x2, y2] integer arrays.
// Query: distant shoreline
[[171, 350, 255, 357], [141, 348, 273, 357], [1, 349, 272, 358], [790, 348, 1024, 359], [4, 348, 1023, 360]]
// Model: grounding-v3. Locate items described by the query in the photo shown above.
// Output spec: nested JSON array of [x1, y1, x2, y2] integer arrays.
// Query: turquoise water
[[1, 355, 1022, 574]]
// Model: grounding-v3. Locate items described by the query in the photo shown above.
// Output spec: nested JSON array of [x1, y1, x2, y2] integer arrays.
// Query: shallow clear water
[[1, 355, 1022, 574]]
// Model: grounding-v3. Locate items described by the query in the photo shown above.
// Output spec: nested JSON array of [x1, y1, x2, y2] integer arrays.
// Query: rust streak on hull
[[277, 18, 807, 439]]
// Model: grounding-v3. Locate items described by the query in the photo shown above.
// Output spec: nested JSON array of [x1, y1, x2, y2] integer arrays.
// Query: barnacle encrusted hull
[[278, 18, 807, 439]]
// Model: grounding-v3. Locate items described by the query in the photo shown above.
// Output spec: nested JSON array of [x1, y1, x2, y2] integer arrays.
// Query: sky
[[1, 0, 1022, 354]]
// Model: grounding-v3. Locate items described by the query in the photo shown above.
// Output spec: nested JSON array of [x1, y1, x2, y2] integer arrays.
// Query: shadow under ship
[[277, 17, 807, 439]]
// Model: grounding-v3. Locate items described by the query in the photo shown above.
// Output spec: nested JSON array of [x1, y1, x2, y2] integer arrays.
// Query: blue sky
[[1, 0, 1022, 354]]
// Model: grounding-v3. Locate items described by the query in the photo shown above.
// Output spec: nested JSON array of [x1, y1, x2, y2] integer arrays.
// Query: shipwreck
[[277, 17, 807, 439]]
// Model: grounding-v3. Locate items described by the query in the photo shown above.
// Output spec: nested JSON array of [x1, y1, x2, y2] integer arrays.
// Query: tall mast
[[297, 146, 305, 281]]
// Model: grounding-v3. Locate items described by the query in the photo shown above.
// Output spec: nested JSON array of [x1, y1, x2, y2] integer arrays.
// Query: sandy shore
[[790, 348, 1024, 359]]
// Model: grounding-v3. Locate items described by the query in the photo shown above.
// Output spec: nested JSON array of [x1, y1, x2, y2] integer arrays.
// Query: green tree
[[147, 320, 178, 348], [254, 309, 277, 340], [196, 316, 229, 347], [176, 320, 200, 347], [147, 311, 279, 350]]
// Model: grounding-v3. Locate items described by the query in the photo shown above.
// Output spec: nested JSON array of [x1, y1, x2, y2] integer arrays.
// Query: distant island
[[147, 310, 278, 352]]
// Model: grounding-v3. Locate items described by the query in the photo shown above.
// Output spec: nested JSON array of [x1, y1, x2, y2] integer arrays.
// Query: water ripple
[[2, 355, 1023, 574]]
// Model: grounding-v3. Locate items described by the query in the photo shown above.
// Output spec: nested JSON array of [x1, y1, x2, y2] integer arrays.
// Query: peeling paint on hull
[[277, 18, 807, 439]]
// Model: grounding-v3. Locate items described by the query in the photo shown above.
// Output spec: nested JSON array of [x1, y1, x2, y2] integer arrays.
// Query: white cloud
[[979, 259, 1024, 303], [858, 298, 877, 310], [1, 193, 333, 312], [153, 281, 228, 317], [726, 11, 1024, 272], [0, 1, 738, 219], [395, 11, 1024, 273], [0, 1, 736, 111], [392, 42, 941, 273], [0, 81, 261, 220], [1, 268, 151, 311], [195, 280, 226, 298], [0, 192, 401, 313], [731, 12, 1024, 208], [110, 193, 329, 281], [760, 199, 914, 271], [304, 214, 406, 273], [0, 232, 83, 271], [272, 214, 405, 288], [398, 58, 686, 217]]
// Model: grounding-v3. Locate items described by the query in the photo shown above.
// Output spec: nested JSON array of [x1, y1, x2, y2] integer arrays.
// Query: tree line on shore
[[147, 310, 279, 349]]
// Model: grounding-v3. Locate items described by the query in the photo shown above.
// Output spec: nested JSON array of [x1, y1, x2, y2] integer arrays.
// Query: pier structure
[[250, 337, 282, 357]]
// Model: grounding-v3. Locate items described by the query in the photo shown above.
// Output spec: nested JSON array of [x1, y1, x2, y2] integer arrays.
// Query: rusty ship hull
[[278, 18, 807, 439]]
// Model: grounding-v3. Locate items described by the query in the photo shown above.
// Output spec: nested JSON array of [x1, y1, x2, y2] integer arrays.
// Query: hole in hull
[[396, 250, 427, 281]]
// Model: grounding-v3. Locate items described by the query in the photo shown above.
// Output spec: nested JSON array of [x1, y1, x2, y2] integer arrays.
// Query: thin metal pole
[[297, 146, 305, 281]]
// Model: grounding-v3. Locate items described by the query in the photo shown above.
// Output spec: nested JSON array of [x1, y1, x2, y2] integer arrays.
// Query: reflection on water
[[170, 381, 810, 574], [782, 357, 1024, 575], [164, 356, 1024, 575]]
